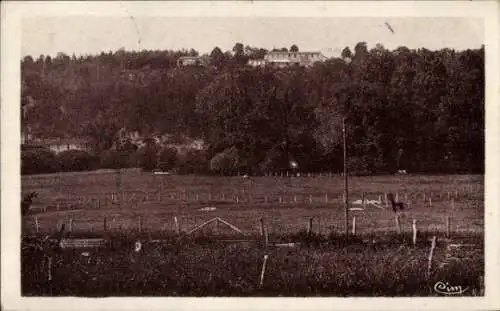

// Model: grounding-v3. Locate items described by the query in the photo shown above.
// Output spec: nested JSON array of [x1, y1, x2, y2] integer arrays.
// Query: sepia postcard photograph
[[1, 1, 500, 311]]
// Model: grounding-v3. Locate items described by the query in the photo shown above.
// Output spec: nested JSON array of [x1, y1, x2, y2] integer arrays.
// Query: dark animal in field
[[387, 193, 404, 212], [21, 192, 38, 216]]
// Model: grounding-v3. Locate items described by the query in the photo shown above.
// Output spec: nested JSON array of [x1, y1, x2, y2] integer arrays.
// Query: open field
[[21, 171, 484, 296], [22, 171, 484, 236]]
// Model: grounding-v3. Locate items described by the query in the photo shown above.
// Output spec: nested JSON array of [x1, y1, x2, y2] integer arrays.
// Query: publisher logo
[[434, 281, 468, 295]]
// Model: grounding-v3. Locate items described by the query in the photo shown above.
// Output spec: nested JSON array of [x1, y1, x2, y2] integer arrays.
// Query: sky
[[21, 16, 484, 59]]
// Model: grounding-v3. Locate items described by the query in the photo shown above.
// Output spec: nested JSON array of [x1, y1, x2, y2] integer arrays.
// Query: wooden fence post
[[307, 217, 313, 236], [429, 197, 432, 208], [259, 217, 265, 237], [69, 218, 73, 233], [259, 254, 269, 288], [446, 215, 451, 238], [412, 219, 417, 246], [395, 214, 401, 234], [33, 216, 39, 233], [427, 236, 437, 276], [103, 217, 107, 232], [174, 216, 180, 235], [352, 216, 356, 235]]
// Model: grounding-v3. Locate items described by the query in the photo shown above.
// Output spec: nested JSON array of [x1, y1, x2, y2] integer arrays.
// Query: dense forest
[[21, 42, 484, 175]]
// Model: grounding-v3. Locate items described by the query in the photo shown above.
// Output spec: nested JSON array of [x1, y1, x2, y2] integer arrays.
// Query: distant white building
[[248, 51, 327, 68], [31, 137, 90, 154], [177, 56, 208, 67]]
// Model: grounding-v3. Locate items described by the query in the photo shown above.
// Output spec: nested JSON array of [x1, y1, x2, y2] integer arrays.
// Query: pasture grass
[[20, 172, 484, 296], [21, 231, 483, 297]]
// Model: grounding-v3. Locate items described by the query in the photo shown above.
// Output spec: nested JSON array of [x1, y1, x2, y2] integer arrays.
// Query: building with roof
[[177, 56, 209, 67], [248, 51, 327, 68], [33, 137, 90, 154]]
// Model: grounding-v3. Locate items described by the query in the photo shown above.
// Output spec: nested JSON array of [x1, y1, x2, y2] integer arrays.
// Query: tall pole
[[343, 117, 349, 239]]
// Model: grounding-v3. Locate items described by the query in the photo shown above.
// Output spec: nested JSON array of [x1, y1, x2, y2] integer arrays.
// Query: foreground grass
[[21, 231, 483, 297]]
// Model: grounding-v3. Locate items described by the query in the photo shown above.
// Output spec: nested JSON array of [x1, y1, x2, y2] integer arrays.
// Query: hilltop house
[[248, 51, 327, 68], [177, 56, 209, 67]]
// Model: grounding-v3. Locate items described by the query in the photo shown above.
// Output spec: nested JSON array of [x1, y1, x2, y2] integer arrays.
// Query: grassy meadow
[[21, 171, 484, 296]]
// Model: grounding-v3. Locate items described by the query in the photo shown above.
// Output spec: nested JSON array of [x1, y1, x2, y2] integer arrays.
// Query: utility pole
[[343, 117, 349, 239]]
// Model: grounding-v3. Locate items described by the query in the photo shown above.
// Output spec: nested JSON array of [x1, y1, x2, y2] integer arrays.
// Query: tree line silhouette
[[21, 42, 484, 175]]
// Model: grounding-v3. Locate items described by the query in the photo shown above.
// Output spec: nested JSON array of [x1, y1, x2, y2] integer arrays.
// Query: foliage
[[21, 44, 484, 175], [57, 150, 96, 172], [100, 150, 131, 169], [21, 147, 59, 175], [136, 140, 160, 171], [157, 147, 178, 171], [177, 149, 209, 174]]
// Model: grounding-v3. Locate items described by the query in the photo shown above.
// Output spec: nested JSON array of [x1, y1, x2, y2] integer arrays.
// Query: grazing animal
[[21, 192, 38, 216], [387, 193, 404, 212]]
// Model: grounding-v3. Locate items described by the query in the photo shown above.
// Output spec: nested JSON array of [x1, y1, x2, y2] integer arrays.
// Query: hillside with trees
[[21, 42, 484, 175]]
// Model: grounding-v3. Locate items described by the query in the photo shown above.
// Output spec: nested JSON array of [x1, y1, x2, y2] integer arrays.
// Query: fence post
[[395, 214, 401, 234], [427, 236, 437, 276], [174, 216, 180, 235], [309, 194, 313, 204], [69, 218, 73, 233], [259, 254, 269, 288], [446, 215, 451, 239], [34, 216, 39, 233], [138, 216, 143, 233], [352, 216, 356, 235], [103, 217, 107, 232], [307, 217, 313, 236], [412, 219, 417, 246], [259, 217, 265, 237], [429, 197, 432, 208]]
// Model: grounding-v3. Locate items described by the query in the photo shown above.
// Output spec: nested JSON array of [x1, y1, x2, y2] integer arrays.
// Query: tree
[[157, 147, 178, 171], [341, 46, 353, 59], [209, 46, 226, 68], [290, 44, 299, 52]]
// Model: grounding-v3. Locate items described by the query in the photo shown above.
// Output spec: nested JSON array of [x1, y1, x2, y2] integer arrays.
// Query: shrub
[[21, 147, 59, 174], [157, 147, 178, 171], [57, 150, 95, 172], [209, 146, 241, 175], [136, 143, 160, 172], [177, 149, 209, 174], [100, 149, 131, 169]]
